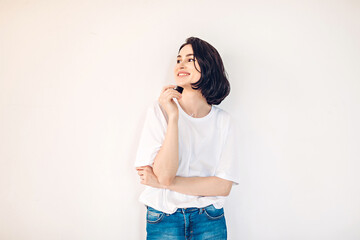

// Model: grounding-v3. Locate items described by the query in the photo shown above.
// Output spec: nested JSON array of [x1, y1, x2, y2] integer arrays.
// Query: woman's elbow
[[223, 188, 231, 196], [158, 176, 175, 187], [220, 179, 233, 196]]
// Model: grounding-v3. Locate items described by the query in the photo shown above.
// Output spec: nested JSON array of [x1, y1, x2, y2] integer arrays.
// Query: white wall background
[[1, 0, 359, 239]]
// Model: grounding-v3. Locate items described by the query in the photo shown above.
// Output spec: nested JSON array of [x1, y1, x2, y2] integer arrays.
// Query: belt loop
[[199, 207, 203, 214]]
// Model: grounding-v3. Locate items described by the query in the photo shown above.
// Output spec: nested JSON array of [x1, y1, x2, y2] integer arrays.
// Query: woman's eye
[[176, 58, 195, 64]]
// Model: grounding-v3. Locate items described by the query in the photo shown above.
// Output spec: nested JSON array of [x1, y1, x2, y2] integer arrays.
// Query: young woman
[[134, 37, 240, 239]]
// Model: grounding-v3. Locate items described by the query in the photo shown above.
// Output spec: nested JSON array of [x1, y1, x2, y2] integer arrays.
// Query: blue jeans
[[146, 204, 227, 240]]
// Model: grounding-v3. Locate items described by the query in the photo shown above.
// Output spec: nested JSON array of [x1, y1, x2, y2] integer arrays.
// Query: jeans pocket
[[203, 204, 224, 220], [146, 206, 165, 224]]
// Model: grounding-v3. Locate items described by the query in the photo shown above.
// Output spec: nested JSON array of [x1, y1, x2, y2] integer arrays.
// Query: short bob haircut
[[178, 37, 230, 105]]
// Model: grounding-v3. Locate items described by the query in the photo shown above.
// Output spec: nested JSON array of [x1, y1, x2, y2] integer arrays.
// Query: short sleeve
[[134, 100, 167, 167], [214, 116, 240, 186]]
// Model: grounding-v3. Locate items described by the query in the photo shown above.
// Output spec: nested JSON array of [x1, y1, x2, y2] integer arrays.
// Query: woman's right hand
[[158, 85, 182, 119]]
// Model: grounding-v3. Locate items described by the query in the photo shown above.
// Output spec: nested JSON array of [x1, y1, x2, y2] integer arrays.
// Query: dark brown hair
[[178, 37, 230, 105]]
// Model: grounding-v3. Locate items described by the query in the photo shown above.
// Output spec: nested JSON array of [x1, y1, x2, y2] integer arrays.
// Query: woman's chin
[[174, 80, 185, 86]]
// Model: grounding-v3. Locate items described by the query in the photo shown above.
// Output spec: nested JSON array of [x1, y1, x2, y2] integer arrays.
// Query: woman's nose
[[175, 65, 184, 71], [179, 62, 186, 69]]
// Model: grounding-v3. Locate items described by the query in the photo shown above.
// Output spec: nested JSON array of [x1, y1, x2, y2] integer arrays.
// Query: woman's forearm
[[152, 116, 179, 186], [165, 176, 233, 197]]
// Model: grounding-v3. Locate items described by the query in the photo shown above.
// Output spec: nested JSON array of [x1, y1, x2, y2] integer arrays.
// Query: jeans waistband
[[147, 204, 215, 213], [175, 207, 201, 213]]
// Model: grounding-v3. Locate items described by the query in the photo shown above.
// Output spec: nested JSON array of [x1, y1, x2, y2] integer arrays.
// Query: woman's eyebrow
[[177, 54, 194, 58]]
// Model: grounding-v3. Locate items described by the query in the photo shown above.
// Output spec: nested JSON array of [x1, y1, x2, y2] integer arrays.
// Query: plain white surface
[[0, 0, 359, 239]]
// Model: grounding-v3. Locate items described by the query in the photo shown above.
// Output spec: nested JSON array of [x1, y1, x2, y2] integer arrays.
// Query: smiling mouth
[[178, 73, 190, 77]]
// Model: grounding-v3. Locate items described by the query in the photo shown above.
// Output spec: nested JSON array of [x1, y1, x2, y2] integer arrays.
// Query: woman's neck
[[177, 90, 211, 118]]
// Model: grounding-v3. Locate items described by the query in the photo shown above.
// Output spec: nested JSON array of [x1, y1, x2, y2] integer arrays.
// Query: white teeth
[[179, 73, 189, 76]]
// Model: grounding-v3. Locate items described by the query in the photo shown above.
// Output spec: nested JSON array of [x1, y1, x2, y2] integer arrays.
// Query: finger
[[165, 89, 182, 98], [165, 85, 177, 91], [144, 165, 153, 170], [165, 88, 179, 93], [159, 90, 181, 103], [137, 165, 150, 169], [162, 85, 177, 93], [167, 92, 182, 100]]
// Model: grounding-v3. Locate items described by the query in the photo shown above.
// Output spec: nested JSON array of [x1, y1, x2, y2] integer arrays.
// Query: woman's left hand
[[136, 166, 165, 189]]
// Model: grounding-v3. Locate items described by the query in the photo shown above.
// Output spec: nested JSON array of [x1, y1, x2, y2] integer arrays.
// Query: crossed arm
[[136, 165, 233, 197]]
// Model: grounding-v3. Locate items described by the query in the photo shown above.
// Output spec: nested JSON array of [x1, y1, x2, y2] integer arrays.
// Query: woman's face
[[174, 44, 201, 87]]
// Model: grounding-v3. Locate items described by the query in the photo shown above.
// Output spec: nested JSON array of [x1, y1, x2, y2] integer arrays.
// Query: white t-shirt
[[134, 97, 240, 214]]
